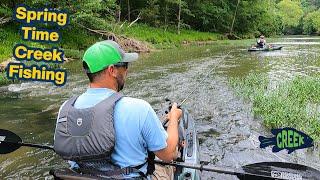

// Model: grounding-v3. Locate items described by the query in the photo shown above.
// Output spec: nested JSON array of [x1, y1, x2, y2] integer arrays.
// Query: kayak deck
[[176, 109, 200, 180], [248, 46, 283, 52]]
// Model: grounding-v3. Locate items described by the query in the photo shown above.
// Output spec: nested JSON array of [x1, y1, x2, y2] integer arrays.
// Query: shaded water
[[0, 36, 319, 179]]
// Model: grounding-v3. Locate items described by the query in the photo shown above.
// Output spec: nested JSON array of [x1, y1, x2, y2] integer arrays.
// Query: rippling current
[[0, 36, 319, 179]]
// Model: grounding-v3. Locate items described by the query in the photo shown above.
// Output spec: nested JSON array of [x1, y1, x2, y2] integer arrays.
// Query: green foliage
[[0, 21, 220, 62], [2, 0, 320, 36], [230, 73, 320, 141], [256, 0, 283, 36], [277, 0, 304, 33], [0, 23, 50, 62], [234, 0, 280, 36], [0, 72, 12, 86], [0, 4, 12, 17], [0, 25, 20, 61], [183, 0, 285, 36], [187, 1, 231, 32], [116, 23, 219, 48], [303, 10, 320, 34], [59, 25, 101, 50], [141, 0, 160, 26], [71, 0, 118, 30], [301, 0, 320, 12]]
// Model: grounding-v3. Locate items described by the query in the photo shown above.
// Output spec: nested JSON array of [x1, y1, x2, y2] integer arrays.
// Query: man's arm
[[154, 103, 182, 162]]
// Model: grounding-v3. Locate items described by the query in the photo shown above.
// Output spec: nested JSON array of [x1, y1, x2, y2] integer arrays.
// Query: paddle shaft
[[3, 140, 270, 178], [2, 139, 318, 179], [154, 160, 272, 178], [3, 140, 54, 150], [4, 140, 246, 176]]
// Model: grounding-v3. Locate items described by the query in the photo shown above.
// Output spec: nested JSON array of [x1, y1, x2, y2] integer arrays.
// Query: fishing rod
[[1, 129, 320, 179]]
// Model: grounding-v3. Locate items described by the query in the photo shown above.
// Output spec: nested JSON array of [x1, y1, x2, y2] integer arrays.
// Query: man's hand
[[155, 102, 182, 162], [167, 103, 182, 124]]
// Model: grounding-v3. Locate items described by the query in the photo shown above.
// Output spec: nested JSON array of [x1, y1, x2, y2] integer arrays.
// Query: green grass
[[115, 23, 222, 49], [0, 72, 12, 86], [0, 22, 222, 85], [229, 73, 320, 141], [0, 23, 100, 63], [0, 25, 20, 61], [0, 23, 222, 62], [0, 24, 49, 63]]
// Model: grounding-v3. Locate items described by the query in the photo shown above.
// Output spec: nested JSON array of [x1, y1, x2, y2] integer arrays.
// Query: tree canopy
[[1, 0, 320, 37]]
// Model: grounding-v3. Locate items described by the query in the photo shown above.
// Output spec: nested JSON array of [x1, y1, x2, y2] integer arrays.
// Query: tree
[[277, 0, 304, 33], [229, 0, 241, 34], [71, 0, 118, 30], [141, 0, 160, 26], [127, 0, 131, 21], [303, 10, 320, 34], [177, 0, 181, 34], [177, 0, 193, 33], [162, 0, 170, 29], [301, 0, 320, 12], [117, 0, 121, 23]]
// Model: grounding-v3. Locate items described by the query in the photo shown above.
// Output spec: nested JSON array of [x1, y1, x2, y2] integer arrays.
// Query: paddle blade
[[239, 162, 320, 180], [0, 129, 22, 154]]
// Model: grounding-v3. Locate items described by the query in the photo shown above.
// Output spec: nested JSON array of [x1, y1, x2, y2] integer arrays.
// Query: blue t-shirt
[[56, 88, 168, 177]]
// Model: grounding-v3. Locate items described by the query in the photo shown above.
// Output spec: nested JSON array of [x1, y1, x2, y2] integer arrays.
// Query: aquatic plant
[[229, 73, 320, 141], [0, 72, 12, 86]]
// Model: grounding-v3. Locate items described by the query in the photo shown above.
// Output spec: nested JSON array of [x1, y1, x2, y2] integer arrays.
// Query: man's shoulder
[[118, 97, 152, 109]]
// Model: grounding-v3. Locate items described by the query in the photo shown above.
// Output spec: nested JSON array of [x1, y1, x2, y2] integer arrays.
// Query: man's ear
[[106, 65, 117, 78]]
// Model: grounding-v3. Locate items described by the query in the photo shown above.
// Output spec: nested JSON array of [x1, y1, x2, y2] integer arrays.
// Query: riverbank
[[229, 73, 320, 141], [0, 23, 222, 63], [0, 22, 222, 85]]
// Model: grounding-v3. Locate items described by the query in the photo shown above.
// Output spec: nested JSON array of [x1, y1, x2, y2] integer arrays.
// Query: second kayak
[[248, 45, 283, 52]]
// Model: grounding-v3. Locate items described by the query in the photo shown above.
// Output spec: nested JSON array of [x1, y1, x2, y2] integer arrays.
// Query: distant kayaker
[[54, 40, 181, 179], [257, 35, 266, 48]]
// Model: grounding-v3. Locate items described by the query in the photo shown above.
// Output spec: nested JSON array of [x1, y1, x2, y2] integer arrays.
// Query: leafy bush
[[303, 10, 320, 34]]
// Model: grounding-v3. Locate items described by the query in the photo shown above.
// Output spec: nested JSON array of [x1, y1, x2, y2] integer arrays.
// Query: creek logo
[[259, 127, 313, 154]]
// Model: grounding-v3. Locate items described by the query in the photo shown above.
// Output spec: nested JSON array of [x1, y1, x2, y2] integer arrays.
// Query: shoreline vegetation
[[0, 22, 223, 86], [2, 0, 320, 85], [0, 22, 223, 62], [229, 73, 320, 141]]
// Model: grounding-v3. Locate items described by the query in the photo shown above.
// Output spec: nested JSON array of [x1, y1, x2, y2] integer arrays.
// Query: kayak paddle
[[155, 160, 320, 180], [1, 129, 320, 179], [0, 129, 53, 154]]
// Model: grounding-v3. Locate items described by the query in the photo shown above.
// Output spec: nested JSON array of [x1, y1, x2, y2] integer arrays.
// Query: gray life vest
[[54, 93, 123, 162]]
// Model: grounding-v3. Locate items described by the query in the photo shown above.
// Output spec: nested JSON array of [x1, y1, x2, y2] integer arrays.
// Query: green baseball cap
[[83, 40, 139, 73]]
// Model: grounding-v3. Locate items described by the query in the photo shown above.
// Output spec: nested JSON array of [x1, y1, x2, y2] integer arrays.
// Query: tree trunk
[[164, 2, 168, 30], [117, 0, 121, 22], [177, 0, 181, 34], [230, 0, 240, 34], [127, 0, 131, 22]]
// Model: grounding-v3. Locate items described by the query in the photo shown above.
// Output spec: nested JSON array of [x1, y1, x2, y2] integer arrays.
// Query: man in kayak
[[257, 35, 266, 48], [54, 40, 181, 179]]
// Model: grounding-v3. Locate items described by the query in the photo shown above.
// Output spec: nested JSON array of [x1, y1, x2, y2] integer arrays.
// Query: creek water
[[0, 36, 319, 179]]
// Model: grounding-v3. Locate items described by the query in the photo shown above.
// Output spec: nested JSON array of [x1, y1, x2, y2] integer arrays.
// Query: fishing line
[[164, 51, 231, 125], [178, 51, 232, 107]]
